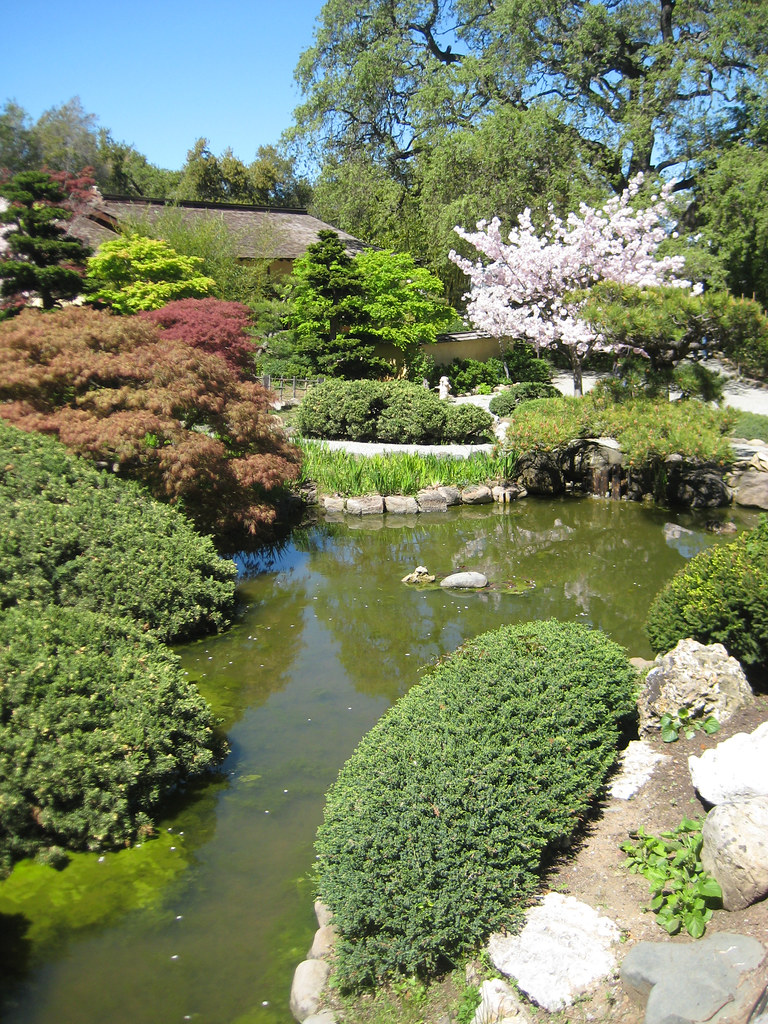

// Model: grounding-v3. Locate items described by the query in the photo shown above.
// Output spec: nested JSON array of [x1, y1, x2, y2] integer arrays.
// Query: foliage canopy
[[0, 307, 301, 540]]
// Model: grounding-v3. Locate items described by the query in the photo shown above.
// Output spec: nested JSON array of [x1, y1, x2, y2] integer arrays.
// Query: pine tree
[[0, 169, 92, 314]]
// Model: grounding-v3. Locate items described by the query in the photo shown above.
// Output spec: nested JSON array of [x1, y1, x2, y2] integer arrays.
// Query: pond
[[0, 498, 761, 1024]]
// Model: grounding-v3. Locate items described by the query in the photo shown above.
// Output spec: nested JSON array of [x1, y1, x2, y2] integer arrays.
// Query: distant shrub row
[[488, 381, 560, 416], [316, 619, 638, 987], [646, 514, 768, 668], [296, 379, 494, 444], [0, 421, 236, 874]]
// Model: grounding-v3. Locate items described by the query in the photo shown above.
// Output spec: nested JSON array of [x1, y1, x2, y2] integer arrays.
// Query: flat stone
[[383, 494, 419, 514], [440, 571, 488, 589], [346, 494, 384, 515], [487, 893, 621, 1012], [609, 741, 671, 800], [701, 798, 768, 910], [290, 959, 331, 1022], [689, 721, 768, 804], [461, 484, 493, 504], [620, 932, 766, 1024], [492, 484, 522, 503], [302, 1013, 337, 1024], [416, 489, 448, 512], [323, 497, 345, 513]]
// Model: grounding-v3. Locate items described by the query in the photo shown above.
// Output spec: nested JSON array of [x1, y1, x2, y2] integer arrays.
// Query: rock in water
[[440, 571, 488, 589]]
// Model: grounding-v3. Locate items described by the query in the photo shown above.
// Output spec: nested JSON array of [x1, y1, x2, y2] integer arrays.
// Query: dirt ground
[[520, 690, 768, 1024]]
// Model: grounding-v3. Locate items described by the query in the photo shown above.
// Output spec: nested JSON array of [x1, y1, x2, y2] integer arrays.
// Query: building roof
[[67, 194, 368, 261]]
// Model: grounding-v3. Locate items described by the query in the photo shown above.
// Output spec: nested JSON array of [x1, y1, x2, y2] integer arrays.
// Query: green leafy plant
[[646, 515, 768, 667], [316, 620, 638, 987], [658, 707, 721, 743], [298, 442, 508, 496], [621, 819, 722, 937]]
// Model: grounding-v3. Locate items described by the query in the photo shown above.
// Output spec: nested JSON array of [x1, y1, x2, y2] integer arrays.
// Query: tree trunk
[[571, 353, 584, 397]]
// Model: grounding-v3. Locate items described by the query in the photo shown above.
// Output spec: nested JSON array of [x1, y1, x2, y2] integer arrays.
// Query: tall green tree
[[173, 138, 312, 207], [0, 169, 92, 313], [292, 0, 768, 187], [287, 230, 389, 378]]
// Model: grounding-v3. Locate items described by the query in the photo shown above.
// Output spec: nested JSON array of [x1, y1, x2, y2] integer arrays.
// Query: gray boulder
[[345, 494, 384, 515], [302, 1013, 337, 1024], [486, 893, 620, 1012], [322, 497, 345, 513], [460, 484, 493, 504], [492, 484, 524, 503], [314, 900, 333, 928], [515, 450, 565, 496], [732, 470, 768, 510], [290, 959, 331, 1022], [440, 571, 488, 589], [701, 798, 768, 911], [620, 932, 766, 1024], [383, 494, 419, 514], [416, 488, 448, 512], [436, 484, 462, 506], [662, 456, 731, 508], [307, 924, 338, 960], [638, 639, 752, 737], [689, 721, 768, 805]]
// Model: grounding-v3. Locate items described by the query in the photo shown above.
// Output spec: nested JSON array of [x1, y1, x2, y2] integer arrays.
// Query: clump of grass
[[298, 441, 512, 497], [502, 395, 735, 465], [729, 409, 768, 442]]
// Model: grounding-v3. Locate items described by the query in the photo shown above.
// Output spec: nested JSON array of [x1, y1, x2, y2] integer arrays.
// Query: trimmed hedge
[[645, 515, 768, 667], [0, 605, 222, 874], [488, 382, 560, 416], [0, 420, 237, 642], [296, 379, 494, 444], [315, 620, 638, 987]]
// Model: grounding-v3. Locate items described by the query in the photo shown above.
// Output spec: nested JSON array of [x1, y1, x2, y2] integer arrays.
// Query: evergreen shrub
[[0, 604, 222, 874], [488, 382, 560, 416], [645, 516, 768, 667], [315, 620, 638, 987], [0, 420, 237, 642], [296, 380, 493, 444]]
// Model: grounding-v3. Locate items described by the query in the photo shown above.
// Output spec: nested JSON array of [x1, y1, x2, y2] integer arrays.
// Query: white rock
[[609, 741, 671, 800], [440, 571, 488, 589], [689, 721, 768, 804], [307, 924, 337, 960], [486, 893, 620, 1012], [472, 978, 530, 1023]]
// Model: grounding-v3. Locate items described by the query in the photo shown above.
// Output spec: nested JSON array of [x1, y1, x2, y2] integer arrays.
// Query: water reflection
[[0, 499, 760, 1024]]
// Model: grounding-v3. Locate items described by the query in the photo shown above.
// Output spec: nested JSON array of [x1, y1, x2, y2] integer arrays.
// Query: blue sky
[[1, 0, 326, 171]]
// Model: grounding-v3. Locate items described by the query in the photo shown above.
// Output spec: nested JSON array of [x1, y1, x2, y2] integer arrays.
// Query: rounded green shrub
[[315, 620, 638, 987], [296, 380, 493, 444], [645, 515, 768, 666], [489, 382, 560, 417], [0, 420, 237, 642], [0, 605, 222, 875]]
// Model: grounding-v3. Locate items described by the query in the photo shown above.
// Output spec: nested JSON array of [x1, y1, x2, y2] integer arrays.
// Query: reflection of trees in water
[[181, 571, 311, 728]]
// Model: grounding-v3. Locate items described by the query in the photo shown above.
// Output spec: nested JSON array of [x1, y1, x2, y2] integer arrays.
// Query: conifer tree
[[0, 169, 92, 314]]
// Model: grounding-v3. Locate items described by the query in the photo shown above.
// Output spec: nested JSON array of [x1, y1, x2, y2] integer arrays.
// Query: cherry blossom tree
[[449, 176, 692, 395]]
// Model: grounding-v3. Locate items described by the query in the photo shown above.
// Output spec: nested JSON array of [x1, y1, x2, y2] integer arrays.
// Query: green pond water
[[0, 499, 760, 1024]]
